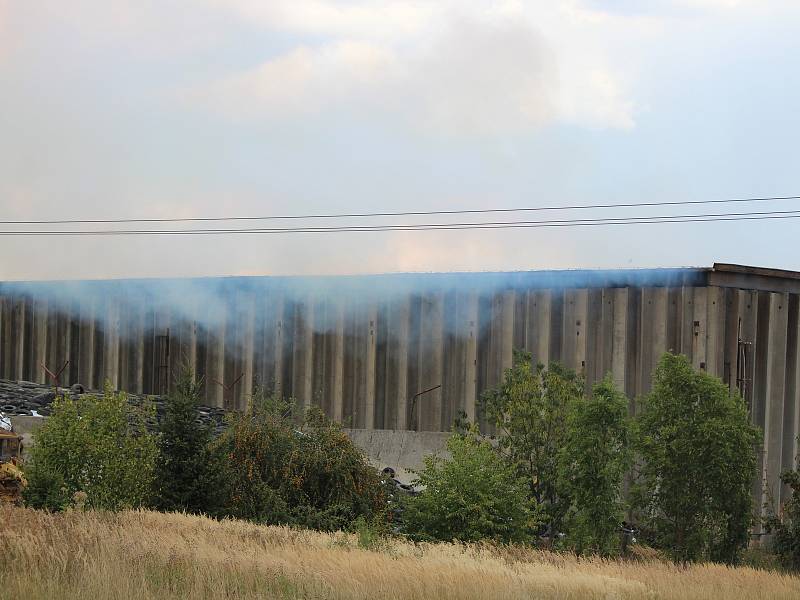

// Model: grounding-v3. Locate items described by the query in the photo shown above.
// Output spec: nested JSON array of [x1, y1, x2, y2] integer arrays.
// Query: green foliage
[[558, 375, 631, 556], [401, 427, 537, 543], [152, 368, 216, 514], [211, 390, 385, 531], [764, 467, 800, 571], [481, 351, 583, 536], [23, 387, 158, 511], [22, 465, 71, 511], [632, 353, 760, 564]]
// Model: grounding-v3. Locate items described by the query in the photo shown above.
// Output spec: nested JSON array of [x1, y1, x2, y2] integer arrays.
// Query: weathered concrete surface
[[345, 429, 449, 481]]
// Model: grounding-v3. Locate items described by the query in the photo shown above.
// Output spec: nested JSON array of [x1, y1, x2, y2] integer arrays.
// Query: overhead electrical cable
[[0, 209, 799, 236], [0, 194, 798, 225]]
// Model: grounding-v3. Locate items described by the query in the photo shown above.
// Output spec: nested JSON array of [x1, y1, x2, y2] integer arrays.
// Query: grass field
[[1, 506, 798, 600]]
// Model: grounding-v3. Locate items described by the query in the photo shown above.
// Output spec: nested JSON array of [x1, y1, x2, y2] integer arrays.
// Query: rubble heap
[[0, 379, 228, 434]]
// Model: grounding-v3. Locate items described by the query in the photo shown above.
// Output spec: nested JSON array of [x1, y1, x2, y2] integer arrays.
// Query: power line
[[1, 194, 799, 225], [0, 210, 798, 236]]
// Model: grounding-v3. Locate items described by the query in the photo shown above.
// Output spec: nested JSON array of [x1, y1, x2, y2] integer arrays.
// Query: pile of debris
[[0, 379, 227, 434]]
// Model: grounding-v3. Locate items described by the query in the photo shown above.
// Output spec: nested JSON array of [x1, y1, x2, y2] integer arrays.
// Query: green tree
[[481, 351, 583, 538], [152, 368, 216, 514], [211, 390, 384, 530], [557, 375, 631, 556], [764, 464, 800, 571], [632, 353, 760, 564], [23, 387, 158, 511], [402, 427, 537, 543]]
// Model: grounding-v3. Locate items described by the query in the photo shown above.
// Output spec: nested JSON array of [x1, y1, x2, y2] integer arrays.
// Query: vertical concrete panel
[[12, 297, 25, 381], [78, 298, 96, 387], [599, 288, 615, 381], [586, 288, 604, 388], [562, 290, 578, 371], [763, 293, 788, 518], [625, 288, 641, 404], [549, 291, 564, 365], [781, 295, 799, 500], [534, 290, 551, 366], [639, 288, 668, 396], [706, 287, 725, 378], [611, 288, 629, 392], [463, 292, 479, 423], [385, 298, 409, 429], [241, 293, 256, 410], [418, 293, 444, 431], [292, 298, 314, 409], [273, 295, 285, 396], [364, 304, 378, 429], [692, 287, 708, 371], [680, 286, 695, 361], [500, 290, 515, 374], [102, 301, 120, 389], [130, 306, 145, 394], [32, 297, 48, 384], [331, 301, 345, 423], [723, 289, 742, 393], [205, 315, 225, 408]]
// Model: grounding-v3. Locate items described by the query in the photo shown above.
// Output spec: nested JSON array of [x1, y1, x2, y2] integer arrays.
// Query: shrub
[[558, 375, 631, 556], [632, 353, 760, 564], [481, 351, 583, 537], [152, 368, 216, 514], [211, 391, 384, 531], [23, 387, 158, 511], [763, 467, 800, 571], [401, 427, 537, 543]]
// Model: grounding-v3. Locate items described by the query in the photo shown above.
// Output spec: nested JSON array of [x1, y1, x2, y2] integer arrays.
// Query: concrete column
[[386, 297, 409, 429], [611, 288, 629, 392], [12, 298, 25, 381], [599, 288, 615, 382], [131, 307, 145, 394], [534, 290, 551, 366], [418, 292, 444, 431], [241, 294, 256, 410], [639, 287, 668, 395], [706, 287, 725, 378], [781, 295, 799, 500], [292, 297, 314, 409], [331, 301, 345, 423], [364, 304, 377, 429], [273, 295, 285, 396], [463, 292, 479, 423], [573, 289, 588, 375], [763, 293, 789, 518], [206, 316, 226, 408], [32, 298, 48, 384], [680, 286, 695, 361], [102, 301, 120, 390], [692, 287, 708, 371], [500, 290, 515, 374], [78, 298, 96, 388]]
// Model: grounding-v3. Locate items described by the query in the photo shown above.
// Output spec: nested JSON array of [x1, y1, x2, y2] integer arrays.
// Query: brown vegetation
[[1, 506, 798, 599]]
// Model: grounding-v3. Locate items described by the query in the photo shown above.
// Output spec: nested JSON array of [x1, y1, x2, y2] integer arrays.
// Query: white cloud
[[186, 13, 634, 135]]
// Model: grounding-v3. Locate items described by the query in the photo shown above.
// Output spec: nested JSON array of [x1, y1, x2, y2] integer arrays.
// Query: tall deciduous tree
[[481, 351, 583, 537], [632, 353, 760, 564], [558, 375, 631, 556]]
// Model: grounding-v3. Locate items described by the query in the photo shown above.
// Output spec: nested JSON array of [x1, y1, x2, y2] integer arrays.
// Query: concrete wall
[[2, 266, 800, 515]]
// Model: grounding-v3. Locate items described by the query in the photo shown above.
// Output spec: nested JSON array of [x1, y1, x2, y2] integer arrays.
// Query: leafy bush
[[401, 428, 537, 543], [211, 391, 384, 531], [22, 465, 71, 511], [632, 353, 760, 564], [23, 387, 158, 511], [764, 467, 800, 571], [152, 368, 217, 514], [558, 375, 631, 556], [481, 351, 583, 537]]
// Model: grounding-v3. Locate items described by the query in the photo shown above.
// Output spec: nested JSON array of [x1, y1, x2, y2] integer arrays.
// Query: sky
[[0, 0, 798, 281]]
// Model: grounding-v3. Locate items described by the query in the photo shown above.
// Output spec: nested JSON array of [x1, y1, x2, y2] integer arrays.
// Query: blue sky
[[0, 0, 798, 280]]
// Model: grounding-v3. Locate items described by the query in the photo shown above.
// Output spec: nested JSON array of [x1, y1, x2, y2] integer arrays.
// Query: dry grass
[[1, 506, 798, 600]]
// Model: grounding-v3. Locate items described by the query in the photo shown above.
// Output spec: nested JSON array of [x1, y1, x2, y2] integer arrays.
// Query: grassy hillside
[[1, 506, 798, 600]]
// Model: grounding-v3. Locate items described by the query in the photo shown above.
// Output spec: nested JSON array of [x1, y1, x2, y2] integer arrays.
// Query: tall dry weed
[[1, 506, 798, 600]]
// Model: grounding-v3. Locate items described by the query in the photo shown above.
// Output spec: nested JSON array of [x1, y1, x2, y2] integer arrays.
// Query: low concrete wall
[[345, 429, 449, 481]]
